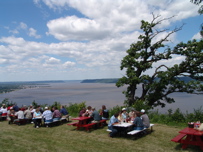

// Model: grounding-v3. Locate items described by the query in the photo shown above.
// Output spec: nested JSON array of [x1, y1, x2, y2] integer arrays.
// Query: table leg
[[181, 135, 191, 149]]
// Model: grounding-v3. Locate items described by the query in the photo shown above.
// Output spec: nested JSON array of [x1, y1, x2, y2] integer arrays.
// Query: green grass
[[0, 121, 202, 152]]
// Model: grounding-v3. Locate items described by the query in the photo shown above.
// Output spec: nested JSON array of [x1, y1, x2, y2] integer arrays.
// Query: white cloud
[[192, 32, 202, 40], [47, 16, 110, 41], [45, 57, 61, 64], [44, 0, 199, 42], [19, 22, 28, 29], [28, 28, 41, 38], [0, 0, 201, 81], [63, 61, 75, 68]]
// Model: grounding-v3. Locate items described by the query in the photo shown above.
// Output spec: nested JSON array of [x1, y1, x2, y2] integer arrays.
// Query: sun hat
[[122, 108, 127, 111], [141, 109, 145, 113], [44, 107, 48, 110]]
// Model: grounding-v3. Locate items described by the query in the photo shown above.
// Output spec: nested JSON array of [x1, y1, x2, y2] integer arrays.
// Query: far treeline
[[81, 77, 195, 83], [0, 80, 64, 93]]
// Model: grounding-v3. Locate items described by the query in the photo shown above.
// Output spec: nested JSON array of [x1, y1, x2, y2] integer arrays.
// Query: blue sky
[[0, 0, 202, 82]]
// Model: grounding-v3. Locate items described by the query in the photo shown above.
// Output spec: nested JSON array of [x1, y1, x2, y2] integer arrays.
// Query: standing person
[[52, 107, 61, 121], [100, 105, 109, 120], [32, 108, 42, 128], [140, 109, 150, 128], [108, 113, 119, 138], [60, 105, 69, 121], [42, 107, 53, 123], [90, 107, 101, 123], [132, 111, 144, 130]]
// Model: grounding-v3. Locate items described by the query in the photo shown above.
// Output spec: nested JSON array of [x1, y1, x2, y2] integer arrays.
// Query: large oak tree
[[116, 14, 203, 110]]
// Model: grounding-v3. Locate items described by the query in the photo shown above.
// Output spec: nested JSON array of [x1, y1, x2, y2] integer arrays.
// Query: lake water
[[0, 81, 202, 113]]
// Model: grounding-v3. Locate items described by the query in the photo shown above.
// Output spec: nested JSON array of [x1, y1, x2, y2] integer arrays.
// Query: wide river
[[0, 81, 202, 113]]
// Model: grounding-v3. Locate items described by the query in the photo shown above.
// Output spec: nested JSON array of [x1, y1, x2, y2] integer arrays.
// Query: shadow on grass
[[173, 144, 202, 152]]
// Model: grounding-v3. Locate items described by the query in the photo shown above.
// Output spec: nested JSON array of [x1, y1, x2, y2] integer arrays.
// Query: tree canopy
[[116, 14, 203, 110]]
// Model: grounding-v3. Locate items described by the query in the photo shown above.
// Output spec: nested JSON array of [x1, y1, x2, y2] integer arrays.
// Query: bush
[[67, 102, 86, 117], [109, 105, 123, 117]]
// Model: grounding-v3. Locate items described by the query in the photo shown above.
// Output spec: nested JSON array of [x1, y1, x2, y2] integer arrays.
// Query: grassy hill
[[0, 120, 201, 152]]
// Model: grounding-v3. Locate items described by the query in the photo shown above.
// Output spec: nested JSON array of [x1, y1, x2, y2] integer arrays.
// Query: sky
[[0, 0, 202, 82]]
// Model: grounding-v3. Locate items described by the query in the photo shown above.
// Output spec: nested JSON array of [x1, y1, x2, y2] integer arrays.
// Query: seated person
[[52, 107, 61, 121], [128, 112, 136, 122], [85, 106, 93, 117], [117, 111, 123, 122], [60, 105, 69, 121], [14, 108, 25, 122], [100, 105, 109, 120], [12, 104, 19, 112], [24, 107, 32, 123], [79, 108, 86, 117], [42, 107, 53, 123], [0, 104, 8, 120], [132, 111, 144, 130], [32, 108, 42, 128], [121, 108, 128, 122], [90, 107, 101, 123], [128, 108, 135, 118], [8, 107, 15, 123], [140, 109, 150, 128], [108, 113, 119, 138]]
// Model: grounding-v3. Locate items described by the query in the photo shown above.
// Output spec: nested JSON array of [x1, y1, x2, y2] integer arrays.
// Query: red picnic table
[[72, 117, 92, 129], [67, 116, 107, 131], [171, 127, 203, 150]]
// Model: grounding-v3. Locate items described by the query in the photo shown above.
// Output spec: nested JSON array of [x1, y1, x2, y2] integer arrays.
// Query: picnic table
[[67, 117, 107, 131], [171, 127, 203, 150], [114, 122, 133, 136]]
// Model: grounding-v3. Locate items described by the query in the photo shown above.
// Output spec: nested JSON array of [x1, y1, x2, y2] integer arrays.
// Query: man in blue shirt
[[60, 105, 69, 121], [108, 113, 119, 137]]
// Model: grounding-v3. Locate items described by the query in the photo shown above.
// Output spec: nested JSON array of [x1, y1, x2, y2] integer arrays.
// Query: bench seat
[[127, 129, 145, 135], [171, 134, 186, 143], [82, 123, 97, 131], [127, 123, 155, 135], [98, 119, 107, 127], [67, 122, 79, 126]]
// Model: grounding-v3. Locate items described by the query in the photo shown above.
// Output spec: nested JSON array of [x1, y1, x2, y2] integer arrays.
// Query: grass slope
[[0, 121, 201, 152]]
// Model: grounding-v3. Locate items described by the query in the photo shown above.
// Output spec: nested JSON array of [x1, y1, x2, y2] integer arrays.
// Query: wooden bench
[[60, 118, 68, 123], [171, 134, 187, 143], [98, 119, 107, 127], [127, 129, 145, 135], [12, 119, 27, 125], [82, 123, 97, 131], [44, 120, 61, 127], [67, 122, 79, 126], [127, 123, 155, 135]]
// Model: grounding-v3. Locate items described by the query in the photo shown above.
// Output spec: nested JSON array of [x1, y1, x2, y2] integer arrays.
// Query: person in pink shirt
[[52, 107, 61, 121]]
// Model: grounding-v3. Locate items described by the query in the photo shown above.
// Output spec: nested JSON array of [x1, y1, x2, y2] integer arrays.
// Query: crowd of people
[[0, 104, 69, 128], [108, 108, 150, 138], [1, 103, 150, 137], [78, 105, 109, 124]]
